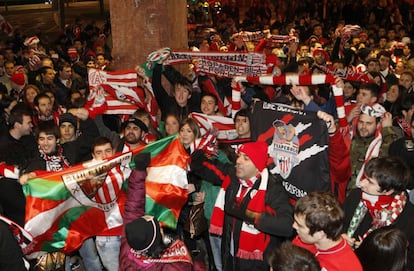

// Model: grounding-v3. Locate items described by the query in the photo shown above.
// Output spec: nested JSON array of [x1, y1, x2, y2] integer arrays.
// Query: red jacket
[[329, 129, 351, 203]]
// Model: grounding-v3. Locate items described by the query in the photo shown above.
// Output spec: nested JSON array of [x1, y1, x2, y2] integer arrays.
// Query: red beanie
[[68, 47, 78, 58], [10, 72, 25, 86], [312, 48, 330, 62], [238, 141, 269, 171]]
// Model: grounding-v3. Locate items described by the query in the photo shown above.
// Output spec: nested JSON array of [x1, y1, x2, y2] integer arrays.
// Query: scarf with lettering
[[347, 191, 407, 241], [210, 169, 269, 260], [127, 239, 192, 267], [39, 145, 70, 172]]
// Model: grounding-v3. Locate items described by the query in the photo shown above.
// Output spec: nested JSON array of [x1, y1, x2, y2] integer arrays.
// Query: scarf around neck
[[39, 144, 70, 171], [347, 191, 407, 241]]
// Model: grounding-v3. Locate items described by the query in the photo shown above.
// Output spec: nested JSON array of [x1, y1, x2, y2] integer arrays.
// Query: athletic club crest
[[62, 152, 131, 211], [270, 119, 300, 178]]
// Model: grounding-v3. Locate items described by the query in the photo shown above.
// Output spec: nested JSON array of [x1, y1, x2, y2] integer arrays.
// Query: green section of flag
[[129, 134, 178, 169], [145, 195, 178, 229], [41, 206, 91, 251], [143, 134, 178, 156], [23, 178, 71, 201]]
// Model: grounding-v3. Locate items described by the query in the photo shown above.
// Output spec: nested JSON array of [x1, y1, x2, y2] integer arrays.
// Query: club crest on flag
[[270, 119, 300, 179], [77, 172, 106, 199], [62, 152, 132, 212], [88, 69, 107, 87]]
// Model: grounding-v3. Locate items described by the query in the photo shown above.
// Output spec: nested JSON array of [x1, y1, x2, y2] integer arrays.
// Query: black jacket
[[152, 64, 200, 122], [0, 133, 37, 226], [191, 157, 293, 271]]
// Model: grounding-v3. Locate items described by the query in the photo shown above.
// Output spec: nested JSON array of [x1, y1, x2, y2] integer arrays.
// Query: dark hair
[[8, 103, 32, 128], [377, 50, 392, 60], [359, 82, 380, 98], [0, 96, 16, 131], [364, 156, 410, 193], [56, 61, 72, 72], [66, 90, 86, 109], [201, 93, 218, 106], [234, 108, 251, 123], [294, 192, 344, 240], [267, 242, 321, 271], [91, 136, 113, 152], [35, 121, 59, 140], [38, 66, 55, 76], [33, 93, 51, 107], [0, 95, 16, 113], [42, 90, 60, 111], [356, 226, 408, 271], [365, 57, 379, 65]]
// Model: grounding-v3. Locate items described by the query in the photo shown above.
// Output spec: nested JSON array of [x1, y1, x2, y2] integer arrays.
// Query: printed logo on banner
[[62, 152, 131, 211], [270, 119, 299, 179]]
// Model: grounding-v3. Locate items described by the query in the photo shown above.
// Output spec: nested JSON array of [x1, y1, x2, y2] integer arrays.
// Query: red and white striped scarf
[[347, 191, 407, 241], [231, 74, 336, 116], [210, 169, 270, 260]]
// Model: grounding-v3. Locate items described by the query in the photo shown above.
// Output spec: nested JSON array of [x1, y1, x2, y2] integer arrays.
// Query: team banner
[[189, 112, 237, 141], [166, 51, 266, 66], [230, 29, 298, 43], [250, 101, 330, 199], [195, 58, 267, 78], [313, 64, 373, 83], [87, 68, 140, 115], [23, 151, 131, 257]]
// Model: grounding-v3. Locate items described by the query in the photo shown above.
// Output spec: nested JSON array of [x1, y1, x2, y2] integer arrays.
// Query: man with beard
[[347, 103, 398, 192], [116, 117, 148, 153], [32, 93, 60, 126], [190, 141, 293, 271]]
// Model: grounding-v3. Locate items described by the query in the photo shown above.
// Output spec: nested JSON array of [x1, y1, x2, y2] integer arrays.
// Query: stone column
[[109, 0, 188, 70]]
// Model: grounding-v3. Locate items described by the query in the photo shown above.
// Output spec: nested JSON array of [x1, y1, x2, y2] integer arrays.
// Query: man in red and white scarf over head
[[190, 141, 293, 271]]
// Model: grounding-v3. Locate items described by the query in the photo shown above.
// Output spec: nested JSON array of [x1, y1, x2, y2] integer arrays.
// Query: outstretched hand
[[290, 81, 311, 105]]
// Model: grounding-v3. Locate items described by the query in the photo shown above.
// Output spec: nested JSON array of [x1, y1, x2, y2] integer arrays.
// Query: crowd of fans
[[0, 0, 414, 270]]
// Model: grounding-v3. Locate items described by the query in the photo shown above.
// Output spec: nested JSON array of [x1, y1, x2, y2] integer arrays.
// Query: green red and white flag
[[23, 135, 189, 256], [23, 151, 132, 257], [141, 135, 190, 229]]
